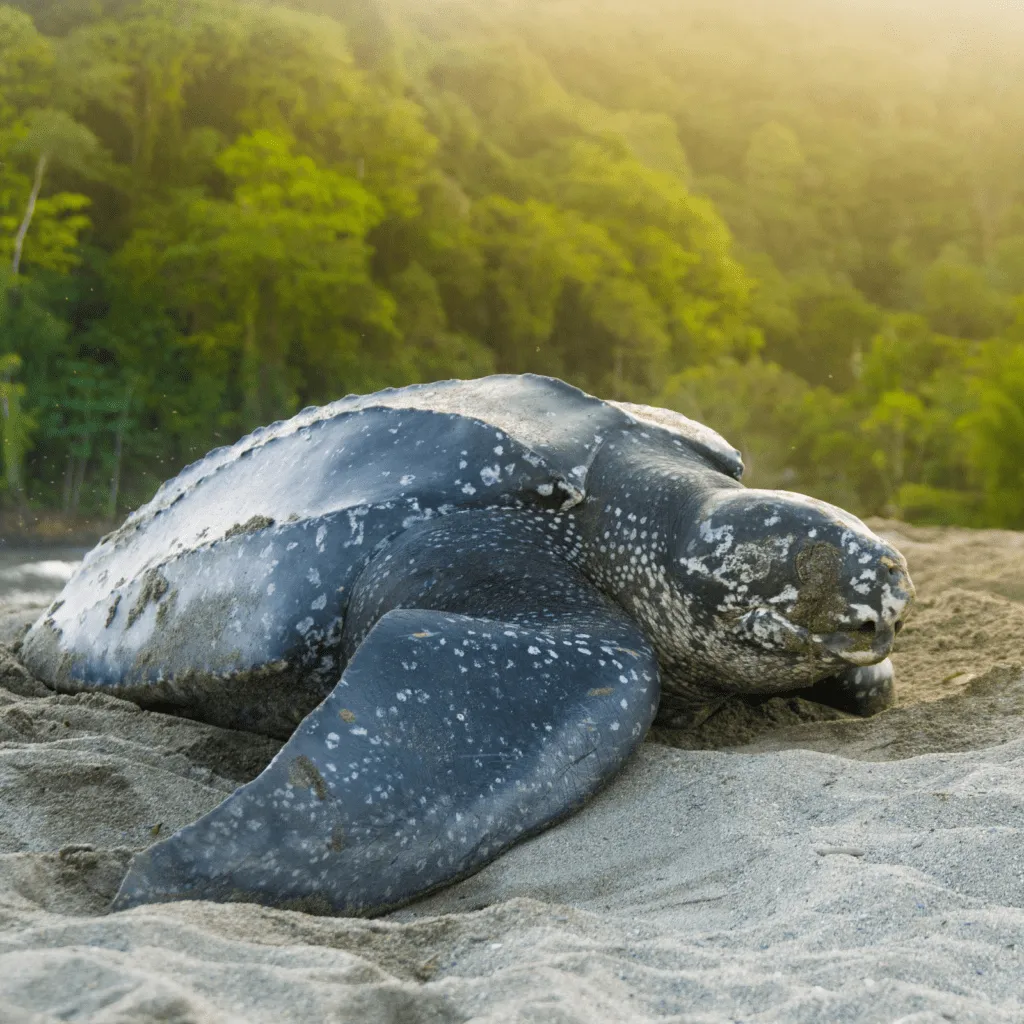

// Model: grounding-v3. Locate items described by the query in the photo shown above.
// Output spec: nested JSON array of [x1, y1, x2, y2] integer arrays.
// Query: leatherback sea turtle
[[22, 375, 914, 915]]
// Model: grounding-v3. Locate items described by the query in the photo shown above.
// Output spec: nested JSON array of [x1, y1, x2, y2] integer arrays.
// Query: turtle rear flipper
[[111, 604, 659, 915]]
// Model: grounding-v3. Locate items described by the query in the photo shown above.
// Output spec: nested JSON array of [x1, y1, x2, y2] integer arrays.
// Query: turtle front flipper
[[111, 604, 659, 915]]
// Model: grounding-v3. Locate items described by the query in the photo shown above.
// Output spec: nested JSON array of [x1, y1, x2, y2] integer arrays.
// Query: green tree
[[2, 0, 1024, 530], [957, 312, 1024, 527], [0, 352, 32, 505], [116, 129, 396, 427], [921, 248, 1014, 340], [6, 108, 100, 275], [388, 261, 494, 381]]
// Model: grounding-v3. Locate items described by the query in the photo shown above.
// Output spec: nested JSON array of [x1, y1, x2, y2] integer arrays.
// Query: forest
[[2, 0, 1024, 528]]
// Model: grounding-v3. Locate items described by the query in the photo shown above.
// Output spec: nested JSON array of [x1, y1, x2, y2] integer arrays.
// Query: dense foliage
[[2, 0, 1024, 526]]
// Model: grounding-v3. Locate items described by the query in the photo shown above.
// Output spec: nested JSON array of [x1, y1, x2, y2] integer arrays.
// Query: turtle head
[[653, 487, 915, 693]]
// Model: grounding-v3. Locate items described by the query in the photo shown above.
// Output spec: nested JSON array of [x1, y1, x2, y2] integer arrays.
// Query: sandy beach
[[1, 522, 1022, 1022]]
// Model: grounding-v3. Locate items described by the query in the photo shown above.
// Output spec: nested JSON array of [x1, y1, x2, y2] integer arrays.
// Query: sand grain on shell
[[0, 523, 1023, 1022]]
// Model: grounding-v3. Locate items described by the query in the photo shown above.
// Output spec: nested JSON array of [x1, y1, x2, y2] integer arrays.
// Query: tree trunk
[[11, 154, 48, 277]]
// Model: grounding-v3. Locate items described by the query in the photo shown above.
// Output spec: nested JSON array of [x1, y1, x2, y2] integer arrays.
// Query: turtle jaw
[[811, 561, 915, 666], [735, 606, 901, 668], [813, 622, 898, 666], [734, 542, 915, 669]]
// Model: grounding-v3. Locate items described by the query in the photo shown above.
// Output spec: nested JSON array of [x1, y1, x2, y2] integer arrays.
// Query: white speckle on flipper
[[480, 465, 501, 486]]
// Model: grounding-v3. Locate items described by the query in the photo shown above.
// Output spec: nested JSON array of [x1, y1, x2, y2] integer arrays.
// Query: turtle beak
[[818, 557, 914, 666]]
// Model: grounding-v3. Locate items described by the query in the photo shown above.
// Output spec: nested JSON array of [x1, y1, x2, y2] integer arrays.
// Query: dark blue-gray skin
[[21, 375, 914, 916]]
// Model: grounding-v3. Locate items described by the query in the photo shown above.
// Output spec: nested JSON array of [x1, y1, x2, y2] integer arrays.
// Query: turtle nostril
[[857, 621, 876, 634]]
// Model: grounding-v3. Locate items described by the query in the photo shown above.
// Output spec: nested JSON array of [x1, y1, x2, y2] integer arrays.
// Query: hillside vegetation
[[2, 0, 1024, 525]]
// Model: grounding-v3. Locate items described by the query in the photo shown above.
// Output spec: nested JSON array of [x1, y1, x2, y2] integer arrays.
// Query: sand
[[0, 522, 1022, 1022]]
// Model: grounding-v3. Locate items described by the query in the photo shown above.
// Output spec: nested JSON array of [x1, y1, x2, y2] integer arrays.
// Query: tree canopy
[[2, 0, 1024, 527]]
